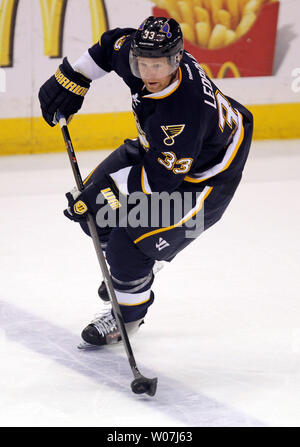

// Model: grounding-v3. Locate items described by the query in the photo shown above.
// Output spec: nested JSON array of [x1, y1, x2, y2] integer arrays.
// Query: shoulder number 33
[[158, 151, 193, 174]]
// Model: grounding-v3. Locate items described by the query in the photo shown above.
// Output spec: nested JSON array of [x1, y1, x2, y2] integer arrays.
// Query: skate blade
[[77, 341, 103, 350]]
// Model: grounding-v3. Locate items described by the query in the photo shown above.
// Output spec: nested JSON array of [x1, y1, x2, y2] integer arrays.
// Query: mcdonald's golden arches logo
[[0, 0, 108, 67], [200, 61, 241, 79], [0, 0, 18, 67]]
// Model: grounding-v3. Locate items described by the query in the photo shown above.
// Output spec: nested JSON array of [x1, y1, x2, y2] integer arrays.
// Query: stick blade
[[131, 376, 158, 397]]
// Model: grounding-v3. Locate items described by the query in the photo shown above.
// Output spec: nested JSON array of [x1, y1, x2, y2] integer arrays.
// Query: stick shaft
[[57, 112, 141, 378]]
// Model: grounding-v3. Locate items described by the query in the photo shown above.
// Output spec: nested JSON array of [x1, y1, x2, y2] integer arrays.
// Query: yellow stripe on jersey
[[83, 167, 97, 185], [219, 115, 244, 173], [184, 112, 244, 183], [142, 68, 182, 100]]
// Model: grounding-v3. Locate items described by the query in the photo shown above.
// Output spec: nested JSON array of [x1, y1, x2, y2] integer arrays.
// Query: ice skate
[[78, 307, 144, 349]]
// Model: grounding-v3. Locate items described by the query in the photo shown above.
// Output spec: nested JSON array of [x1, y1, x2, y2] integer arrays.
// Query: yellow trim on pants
[[133, 186, 213, 244], [141, 166, 150, 194]]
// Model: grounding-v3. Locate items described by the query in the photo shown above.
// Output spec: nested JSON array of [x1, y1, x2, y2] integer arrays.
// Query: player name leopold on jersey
[[186, 52, 217, 109]]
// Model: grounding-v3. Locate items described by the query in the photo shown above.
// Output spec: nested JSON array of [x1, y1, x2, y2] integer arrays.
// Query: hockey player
[[38, 17, 253, 347]]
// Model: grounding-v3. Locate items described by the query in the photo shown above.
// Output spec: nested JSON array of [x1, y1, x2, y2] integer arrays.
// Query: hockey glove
[[63, 187, 91, 222], [38, 57, 91, 127]]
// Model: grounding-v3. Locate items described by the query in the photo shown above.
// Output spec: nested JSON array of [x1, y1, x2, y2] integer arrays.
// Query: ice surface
[[0, 140, 299, 427]]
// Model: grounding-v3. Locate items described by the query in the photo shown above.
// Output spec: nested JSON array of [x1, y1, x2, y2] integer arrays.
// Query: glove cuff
[[55, 57, 91, 97]]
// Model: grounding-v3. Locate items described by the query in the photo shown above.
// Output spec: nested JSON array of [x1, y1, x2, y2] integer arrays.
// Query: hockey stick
[[56, 111, 157, 397]]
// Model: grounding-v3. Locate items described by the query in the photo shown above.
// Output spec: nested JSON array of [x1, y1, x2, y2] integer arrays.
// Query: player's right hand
[[63, 186, 91, 222], [38, 57, 91, 127]]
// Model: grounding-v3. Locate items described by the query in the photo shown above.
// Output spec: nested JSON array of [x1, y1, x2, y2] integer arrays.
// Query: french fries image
[[224, 29, 236, 45], [225, 0, 240, 29], [178, 1, 195, 25], [208, 24, 227, 49], [151, 0, 278, 49], [164, 0, 183, 22], [194, 6, 210, 24], [211, 0, 224, 26], [238, 0, 250, 12], [235, 11, 257, 38], [196, 21, 211, 47], [217, 9, 232, 28], [192, 0, 203, 7], [202, 0, 213, 10], [180, 23, 196, 43]]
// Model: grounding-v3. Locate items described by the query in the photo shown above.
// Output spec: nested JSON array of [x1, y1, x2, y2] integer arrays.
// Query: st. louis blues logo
[[161, 22, 172, 38], [139, 20, 146, 31], [161, 124, 185, 146]]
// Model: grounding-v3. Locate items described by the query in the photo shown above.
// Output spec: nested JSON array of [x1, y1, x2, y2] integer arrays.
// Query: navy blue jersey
[[88, 28, 253, 194]]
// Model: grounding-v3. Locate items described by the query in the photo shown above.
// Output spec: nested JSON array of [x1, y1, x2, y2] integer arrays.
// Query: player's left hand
[[63, 187, 90, 222]]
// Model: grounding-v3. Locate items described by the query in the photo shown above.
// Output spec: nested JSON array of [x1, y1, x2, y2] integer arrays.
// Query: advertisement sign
[[0, 0, 299, 154], [152, 0, 280, 78]]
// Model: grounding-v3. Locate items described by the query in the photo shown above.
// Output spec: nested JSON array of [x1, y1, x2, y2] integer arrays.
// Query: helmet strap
[[168, 68, 179, 86]]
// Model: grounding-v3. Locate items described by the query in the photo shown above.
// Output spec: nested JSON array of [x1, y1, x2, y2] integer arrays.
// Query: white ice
[[0, 139, 299, 427]]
